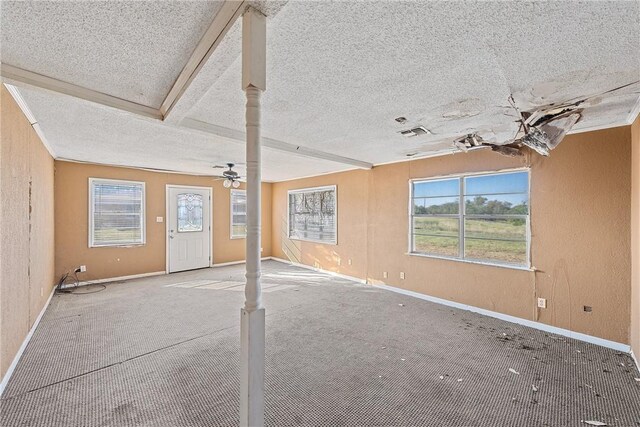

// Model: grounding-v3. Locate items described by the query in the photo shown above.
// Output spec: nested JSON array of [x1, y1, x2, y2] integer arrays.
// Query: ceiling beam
[[180, 118, 373, 169], [160, 0, 246, 119], [0, 64, 162, 120]]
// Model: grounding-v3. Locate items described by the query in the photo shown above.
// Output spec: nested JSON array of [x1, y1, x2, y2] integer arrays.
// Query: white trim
[[3, 83, 57, 158], [567, 120, 631, 135], [270, 256, 631, 354], [180, 118, 373, 169], [269, 257, 367, 284], [630, 349, 639, 372], [0, 286, 55, 397], [287, 185, 338, 245], [409, 168, 531, 270], [1, 64, 161, 120], [61, 271, 166, 289], [230, 189, 247, 239], [267, 167, 359, 183], [406, 252, 535, 271], [212, 257, 273, 268], [373, 283, 631, 353], [626, 95, 640, 125], [165, 185, 213, 272], [89, 178, 146, 248], [160, 1, 246, 118]]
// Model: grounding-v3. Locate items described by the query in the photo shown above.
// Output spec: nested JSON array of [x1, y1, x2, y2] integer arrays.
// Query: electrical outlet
[[400, 272, 405, 280], [348, 259, 352, 265], [156, 216, 163, 223], [80, 265, 86, 273], [383, 271, 388, 279], [337, 258, 341, 266], [40, 287, 43, 297], [537, 298, 546, 308]]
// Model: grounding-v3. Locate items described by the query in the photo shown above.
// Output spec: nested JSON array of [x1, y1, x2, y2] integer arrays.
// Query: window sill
[[230, 236, 246, 240], [90, 243, 146, 248], [406, 252, 533, 271], [288, 236, 337, 245]]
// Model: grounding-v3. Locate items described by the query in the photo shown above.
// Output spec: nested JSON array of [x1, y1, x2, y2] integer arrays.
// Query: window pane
[[177, 193, 203, 232], [231, 190, 247, 237], [414, 197, 459, 214], [288, 188, 336, 243], [464, 238, 527, 265], [413, 235, 459, 257], [464, 194, 528, 215], [465, 218, 526, 241], [413, 178, 459, 198], [465, 171, 528, 195], [413, 217, 459, 237], [92, 181, 144, 246]]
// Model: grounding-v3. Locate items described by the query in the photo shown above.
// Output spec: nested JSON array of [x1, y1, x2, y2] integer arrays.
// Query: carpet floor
[[1, 260, 639, 426]]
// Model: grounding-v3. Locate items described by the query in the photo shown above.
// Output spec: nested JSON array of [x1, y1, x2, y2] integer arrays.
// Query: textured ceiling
[[1, 0, 224, 107], [14, 85, 354, 182], [2, 1, 639, 181], [186, 1, 640, 164]]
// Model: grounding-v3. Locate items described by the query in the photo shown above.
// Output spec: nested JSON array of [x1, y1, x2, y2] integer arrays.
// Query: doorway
[[166, 185, 212, 273]]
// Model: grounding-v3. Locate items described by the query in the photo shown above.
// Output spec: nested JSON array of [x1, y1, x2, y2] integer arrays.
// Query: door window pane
[[177, 193, 203, 232]]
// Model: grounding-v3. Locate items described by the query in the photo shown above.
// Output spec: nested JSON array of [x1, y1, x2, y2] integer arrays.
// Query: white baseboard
[[212, 257, 273, 268], [269, 257, 631, 354], [61, 271, 166, 288], [0, 286, 55, 397], [269, 257, 367, 284], [373, 283, 631, 353], [631, 349, 640, 373]]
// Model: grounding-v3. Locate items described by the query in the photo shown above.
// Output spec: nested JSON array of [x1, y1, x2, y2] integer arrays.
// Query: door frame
[[165, 184, 213, 273]]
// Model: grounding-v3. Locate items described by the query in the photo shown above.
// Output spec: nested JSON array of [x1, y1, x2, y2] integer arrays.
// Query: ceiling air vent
[[399, 126, 430, 137]]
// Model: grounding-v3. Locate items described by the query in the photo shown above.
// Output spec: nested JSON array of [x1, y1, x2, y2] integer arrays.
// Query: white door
[[167, 186, 211, 273]]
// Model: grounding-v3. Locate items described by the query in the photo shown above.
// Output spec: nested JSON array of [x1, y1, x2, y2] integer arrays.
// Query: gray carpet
[[1, 260, 639, 426]]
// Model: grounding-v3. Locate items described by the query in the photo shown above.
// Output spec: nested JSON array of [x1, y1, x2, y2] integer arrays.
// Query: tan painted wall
[[54, 161, 272, 282], [272, 126, 632, 344], [631, 114, 640, 360], [0, 86, 55, 379]]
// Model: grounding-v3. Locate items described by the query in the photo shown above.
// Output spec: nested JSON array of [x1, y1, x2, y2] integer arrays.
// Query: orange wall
[[272, 126, 632, 345], [631, 114, 640, 361], [1, 86, 55, 379], [54, 161, 272, 282]]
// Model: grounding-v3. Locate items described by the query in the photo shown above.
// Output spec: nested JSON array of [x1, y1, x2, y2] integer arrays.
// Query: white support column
[[240, 7, 266, 427]]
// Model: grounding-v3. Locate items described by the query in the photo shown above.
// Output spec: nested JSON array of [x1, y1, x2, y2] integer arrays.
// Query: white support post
[[240, 7, 266, 427]]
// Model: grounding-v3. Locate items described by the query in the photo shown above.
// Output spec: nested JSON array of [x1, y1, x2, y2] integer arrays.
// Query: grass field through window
[[413, 216, 526, 263]]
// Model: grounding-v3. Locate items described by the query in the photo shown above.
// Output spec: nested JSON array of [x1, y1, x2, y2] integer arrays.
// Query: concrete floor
[[1, 260, 639, 426]]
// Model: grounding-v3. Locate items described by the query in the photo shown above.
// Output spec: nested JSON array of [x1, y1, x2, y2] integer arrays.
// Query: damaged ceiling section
[[1, 1, 639, 180], [452, 80, 639, 158]]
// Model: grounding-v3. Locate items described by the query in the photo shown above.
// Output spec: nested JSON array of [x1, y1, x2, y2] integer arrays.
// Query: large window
[[410, 170, 529, 267], [288, 185, 337, 244], [89, 178, 145, 247], [231, 189, 247, 239]]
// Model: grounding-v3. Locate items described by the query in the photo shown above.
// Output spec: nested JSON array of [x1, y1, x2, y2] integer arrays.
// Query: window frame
[[287, 185, 338, 245], [408, 168, 531, 270], [230, 189, 247, 239], [88, 177, 146, 248]]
